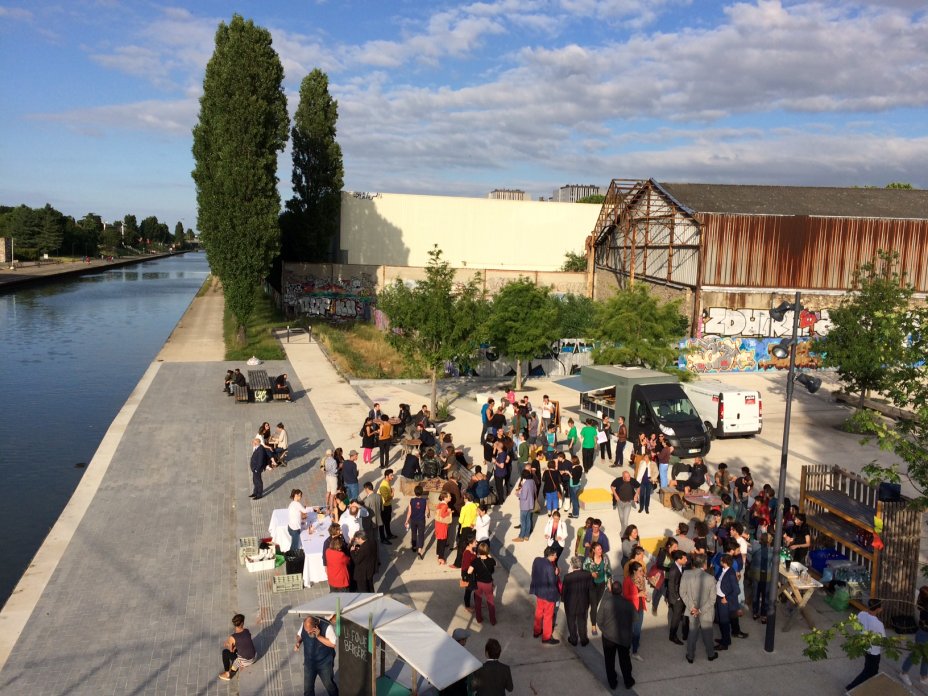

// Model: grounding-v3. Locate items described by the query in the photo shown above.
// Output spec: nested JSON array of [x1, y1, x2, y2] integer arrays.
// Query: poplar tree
[[281, 68, 344, 262], [192, 14, 288, 340]]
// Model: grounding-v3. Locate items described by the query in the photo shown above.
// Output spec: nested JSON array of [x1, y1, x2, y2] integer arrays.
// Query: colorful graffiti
[[283, 273, 376, 320], [701, 307, 831, 338], [679, 336, 821, 374]]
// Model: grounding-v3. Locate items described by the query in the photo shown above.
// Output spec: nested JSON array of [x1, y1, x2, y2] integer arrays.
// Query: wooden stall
[[800, 465, 921, 615]]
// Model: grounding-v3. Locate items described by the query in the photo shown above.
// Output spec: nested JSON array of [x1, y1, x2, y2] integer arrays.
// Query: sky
[[0, 0, 926, 230]]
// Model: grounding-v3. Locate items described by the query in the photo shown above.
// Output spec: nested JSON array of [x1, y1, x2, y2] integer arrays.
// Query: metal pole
[[765, 291, 801, 652]]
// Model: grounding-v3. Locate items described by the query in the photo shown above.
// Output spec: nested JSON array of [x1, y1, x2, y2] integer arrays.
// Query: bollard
[[286, 325, 290, 343]]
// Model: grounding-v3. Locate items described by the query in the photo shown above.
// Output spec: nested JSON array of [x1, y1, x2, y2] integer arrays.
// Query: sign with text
[[338, 619, 372, 696]]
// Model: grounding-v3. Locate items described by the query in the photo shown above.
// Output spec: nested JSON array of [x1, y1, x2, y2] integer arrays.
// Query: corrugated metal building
[[590, 179, 928, 373]]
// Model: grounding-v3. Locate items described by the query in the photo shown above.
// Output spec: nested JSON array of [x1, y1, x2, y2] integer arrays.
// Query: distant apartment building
[[554, 184, 601, 203], [488, 188, 527, 201]]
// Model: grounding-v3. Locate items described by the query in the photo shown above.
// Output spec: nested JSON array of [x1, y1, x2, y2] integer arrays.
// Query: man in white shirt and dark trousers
[[845, 598, 884, 692]]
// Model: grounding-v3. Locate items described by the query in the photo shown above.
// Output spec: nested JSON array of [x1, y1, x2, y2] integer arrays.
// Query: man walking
[[562, 556, 593, 646], [470, 638, 513, 696], [846, 599, 885, 691], [679, 553, 718, 663], [667, 550, 690, 644], [580, 419, 597, 473], [512, 471, 537, 543], [610, 470, 639, 536], [597, 582, 635, 691], [530, 547, 561, 645], [295, 615, 339, 696]]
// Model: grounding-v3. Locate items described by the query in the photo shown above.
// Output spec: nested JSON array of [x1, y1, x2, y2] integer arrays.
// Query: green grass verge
[[224, 289, 288, 361], [196, 274, 213, 297], [311, 321, 427, 379]]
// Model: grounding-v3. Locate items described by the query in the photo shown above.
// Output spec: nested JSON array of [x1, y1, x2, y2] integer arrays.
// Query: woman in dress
[[583, 541, 613, 637], [622, 560, 647, 660], [361, 417, 378, 465], [467, 541, 497, 625]]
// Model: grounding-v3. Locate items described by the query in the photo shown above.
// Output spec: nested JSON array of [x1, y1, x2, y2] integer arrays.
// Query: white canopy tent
[[290, 593, 481, 694]]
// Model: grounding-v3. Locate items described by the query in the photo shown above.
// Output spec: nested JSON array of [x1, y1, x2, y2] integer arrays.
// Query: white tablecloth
[[301, 518, 330, 587], [268, 508, 292, 552]]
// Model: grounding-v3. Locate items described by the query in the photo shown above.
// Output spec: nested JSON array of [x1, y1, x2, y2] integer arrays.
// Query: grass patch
[[196, 274, 213, 297], [224, 288, 288, 361], [311, 322, 427, 379]]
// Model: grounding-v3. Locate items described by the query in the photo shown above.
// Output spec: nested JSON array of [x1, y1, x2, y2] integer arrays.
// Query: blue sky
[[1, 0, 926, 230]]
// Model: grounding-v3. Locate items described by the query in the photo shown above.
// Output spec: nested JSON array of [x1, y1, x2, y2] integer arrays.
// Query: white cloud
[[31, 97, 199, 136], [0, 5, 32, 20]]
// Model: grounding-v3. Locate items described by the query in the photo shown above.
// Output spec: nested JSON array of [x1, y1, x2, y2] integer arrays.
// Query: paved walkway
[[0, 253, 176, 289], [157, 275, 225, 362]]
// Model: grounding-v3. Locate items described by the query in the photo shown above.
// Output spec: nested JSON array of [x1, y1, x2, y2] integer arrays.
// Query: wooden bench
[[233, 384, 249, 403], [248, 370, 272, 403]]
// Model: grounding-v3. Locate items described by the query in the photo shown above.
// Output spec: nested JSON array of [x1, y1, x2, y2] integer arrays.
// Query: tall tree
[[485, 278, 559, 390], [123, 214, 139, 247], [378, 246, 487, 412], [592, 283, 688, 371], [281, 68, 344, 262], [37, 204, 64, 255], [174, 221, 185, 247], [101, 221, 122, 250], [812, 250, 916, 408], [192, 13, 288, 340], [139, 215, 161, 245], [554, 293, 597, 338]]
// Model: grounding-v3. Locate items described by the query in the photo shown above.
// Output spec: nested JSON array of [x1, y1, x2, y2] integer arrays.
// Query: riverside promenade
[[0, 251, 181, 290], [0, 290, 884, 695]]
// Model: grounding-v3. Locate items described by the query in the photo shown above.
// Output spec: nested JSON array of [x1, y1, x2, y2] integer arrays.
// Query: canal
[[0, 253, 211, 607]]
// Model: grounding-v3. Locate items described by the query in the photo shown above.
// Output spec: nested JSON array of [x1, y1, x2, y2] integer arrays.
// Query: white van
[[681, 380, 762, 438]]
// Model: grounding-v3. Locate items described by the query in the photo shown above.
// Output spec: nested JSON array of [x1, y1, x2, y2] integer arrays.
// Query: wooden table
[[778, 566, 823, 630], [248, 369, 272, 402], [683, 493, 722, 520], [401, 438, 421, 456]]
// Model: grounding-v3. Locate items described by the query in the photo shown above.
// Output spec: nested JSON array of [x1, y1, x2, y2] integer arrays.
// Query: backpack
[[670, 493, 685, 512]]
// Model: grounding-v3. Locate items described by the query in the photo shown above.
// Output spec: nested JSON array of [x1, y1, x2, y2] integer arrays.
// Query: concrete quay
[[0, 251, 183, 290], [0, 289, 916, 695]]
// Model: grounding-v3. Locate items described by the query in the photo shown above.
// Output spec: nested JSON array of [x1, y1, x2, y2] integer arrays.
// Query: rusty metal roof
[[658, 183, 928, 220]]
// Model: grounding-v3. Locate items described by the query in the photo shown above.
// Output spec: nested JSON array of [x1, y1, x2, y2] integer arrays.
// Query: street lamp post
[[764, 291, 822, 652]]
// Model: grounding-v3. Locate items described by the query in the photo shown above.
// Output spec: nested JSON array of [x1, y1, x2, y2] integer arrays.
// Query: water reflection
[[0, 253, 210, 608]]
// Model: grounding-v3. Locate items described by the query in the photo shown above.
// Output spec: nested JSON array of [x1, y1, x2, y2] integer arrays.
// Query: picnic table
[[684, 492, 722, 520], [248, 370, 272, 403], [778, 564, 823, 630]]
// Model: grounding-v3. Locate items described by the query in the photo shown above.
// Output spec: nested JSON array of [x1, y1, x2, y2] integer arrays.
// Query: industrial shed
[[589, 179, 928, 373]]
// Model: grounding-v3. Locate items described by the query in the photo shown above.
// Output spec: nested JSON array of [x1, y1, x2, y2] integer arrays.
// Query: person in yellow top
[[378, 469, 397, 540], [451, 494, 479, 569]]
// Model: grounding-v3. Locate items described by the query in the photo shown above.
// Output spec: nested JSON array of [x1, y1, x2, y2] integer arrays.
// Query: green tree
[[885, 182, 914, 189], [592, 284, 688, 372], [0, 205, 41, 248], [813, 250, 916, 408], [101, 221, 122, 250], [561, 250, 587, 272], [192, 14, 288, 341], [37, 204, 64, 255], [378, 246, 487, 412], [185, 228, 195, 241], [139, 215, 160, 246], [577, 194, 605, 204], [281, 68, 344, 262], [122, 214, 139, 247], [485, 279, 559, 390], [78, 213, 102, 255], [554, 292, 596, 338], [174, 221, 185, 248]]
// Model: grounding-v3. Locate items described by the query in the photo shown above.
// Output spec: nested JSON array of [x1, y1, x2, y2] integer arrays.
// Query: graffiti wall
[[283, 272, 376, 321], [679, 306, 829, 373]]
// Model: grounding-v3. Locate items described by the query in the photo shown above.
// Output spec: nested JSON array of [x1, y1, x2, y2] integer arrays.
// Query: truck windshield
[[650, 397, 699, 422]]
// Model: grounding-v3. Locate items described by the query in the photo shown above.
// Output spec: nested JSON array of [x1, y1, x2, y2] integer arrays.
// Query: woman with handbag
[[434, 491, 453, 565], [467, 542, 497, 625], [649, 537, 678, 616], [583, 542, 612, 637], [622, 560, 648, 660], [542, 460, 561, 515]]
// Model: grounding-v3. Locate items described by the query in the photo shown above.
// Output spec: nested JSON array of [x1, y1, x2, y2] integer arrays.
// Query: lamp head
[[796, 373, 822, 394], [772, 338, 792, 360], [769, 301, 793, 323]]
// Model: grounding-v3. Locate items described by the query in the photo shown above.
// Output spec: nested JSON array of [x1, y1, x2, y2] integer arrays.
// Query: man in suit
[[470, 638, 513, 696], [561, 556, 593, 646], [597, 582, 635, 691], [715, 553, 740, 651], [666, 549, 690, 644], [249, 438, 268, 500], [679, 553, 719, 663], [349, 531, 377, 592]]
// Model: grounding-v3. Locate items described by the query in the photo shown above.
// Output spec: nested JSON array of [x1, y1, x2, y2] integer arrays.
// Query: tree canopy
[[592, 283, 689, 372], [281, 68, 344, 262], [561, 250, 587, 272], [378, 246, 487, 411], [577, 194, 605, 204], [485, 278, 559, 389], [192, 14, 289, 338]]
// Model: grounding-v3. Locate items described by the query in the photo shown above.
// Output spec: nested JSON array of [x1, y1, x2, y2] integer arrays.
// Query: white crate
[[246, 557, 275, 573]]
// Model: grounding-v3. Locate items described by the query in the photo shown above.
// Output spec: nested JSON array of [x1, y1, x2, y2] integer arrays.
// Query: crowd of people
[[226, 388, 841, 695]]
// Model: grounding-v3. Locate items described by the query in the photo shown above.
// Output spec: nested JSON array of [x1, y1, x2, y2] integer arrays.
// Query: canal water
[[0, 253, 211, 607]]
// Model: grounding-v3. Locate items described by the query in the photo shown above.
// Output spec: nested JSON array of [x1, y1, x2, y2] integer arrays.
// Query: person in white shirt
[[271, 422, 289, 466], [846, 599, 885, 691], [340, 499, 369, 543], [475, 505, 492, 543], [287, 489, 310, 552], [543, 510, 569, 562]]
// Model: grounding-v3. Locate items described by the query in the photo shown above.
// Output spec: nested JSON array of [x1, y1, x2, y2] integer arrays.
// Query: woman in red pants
[[467, 541, 497, 625]]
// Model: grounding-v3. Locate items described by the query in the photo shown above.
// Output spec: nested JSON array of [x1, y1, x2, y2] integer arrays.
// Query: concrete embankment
[[0, 251, 187, 291]]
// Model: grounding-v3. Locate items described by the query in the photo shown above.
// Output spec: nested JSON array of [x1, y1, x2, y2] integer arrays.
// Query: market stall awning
[[290, 593, 481, 691], [553, 374, 611, 393]]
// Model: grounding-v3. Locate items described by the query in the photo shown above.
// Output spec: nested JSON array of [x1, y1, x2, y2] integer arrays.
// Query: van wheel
[[704, 422, 715, 440]]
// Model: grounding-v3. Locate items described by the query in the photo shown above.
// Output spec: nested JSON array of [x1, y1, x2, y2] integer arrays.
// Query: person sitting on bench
[[273, 373, 293, 401], [231, 368, 247, 393], [672, 457, 708, 495], [224, 369, 234, 393]]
